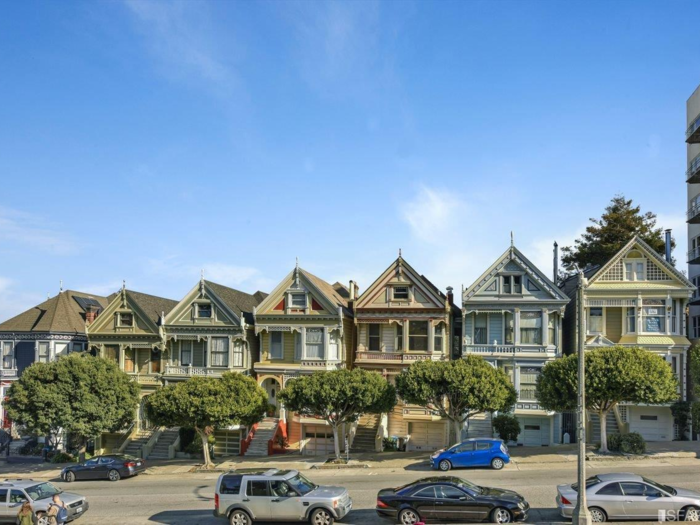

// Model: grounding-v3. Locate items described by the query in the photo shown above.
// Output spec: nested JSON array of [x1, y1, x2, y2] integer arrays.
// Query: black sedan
[[376, 476, 529, 524], [61, 454, 147, 482]]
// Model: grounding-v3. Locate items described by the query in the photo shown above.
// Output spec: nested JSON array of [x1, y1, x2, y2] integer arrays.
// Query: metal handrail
[[114, 421, 136, 452], [688, 203, 700, 221], [687, 114, 700, 140], [687, 154, 700, 181], [688, 246, 700, 263]]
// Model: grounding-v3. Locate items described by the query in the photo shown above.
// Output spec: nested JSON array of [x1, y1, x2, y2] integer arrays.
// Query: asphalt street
[[37, 462, 700, 525]]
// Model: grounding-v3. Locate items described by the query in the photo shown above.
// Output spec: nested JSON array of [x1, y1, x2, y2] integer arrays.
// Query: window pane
[[513, 275, 522, 294], [197, 304, 212, 318], [396, 324, 403, 351], [305, 328, 324, 359], [474, 314, 487, 344], [627, 308, 636, 333], [408, 321, 428, 351], [120, 313, 133, 326], [291, 294, 306, 307], [368, 325, 381, 351], [124, 348, 135, 373], [180, 341, 192, 366], [589, 307, 603, 333], [520, 312, 542, 345], [504, 312, 514, 344], [503, 276, 511, 293], [270, 332, 283, 359], [393, 286, 409, 300], [434, 324, 444, 352], [211, 337, 229, 367]]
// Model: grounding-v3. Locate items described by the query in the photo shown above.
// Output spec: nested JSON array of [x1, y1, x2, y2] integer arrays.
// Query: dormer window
[[196, 304, 212, 318], [119, 313, 133, 327], [624, 260, 645, 281], [290, 294, 306, 308], [393, 286, 409, 301]]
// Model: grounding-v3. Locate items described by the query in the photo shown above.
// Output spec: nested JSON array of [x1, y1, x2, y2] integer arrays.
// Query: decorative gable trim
[[254, 266, 339, 317], [87, 286, 161, 336], [163, 280, 242, 328]]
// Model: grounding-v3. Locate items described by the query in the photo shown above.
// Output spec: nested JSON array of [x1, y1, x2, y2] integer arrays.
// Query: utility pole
[[572, 268, 592, 525]]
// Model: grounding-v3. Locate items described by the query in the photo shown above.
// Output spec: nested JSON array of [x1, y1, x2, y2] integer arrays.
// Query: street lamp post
[[572, 268, 592, 525]]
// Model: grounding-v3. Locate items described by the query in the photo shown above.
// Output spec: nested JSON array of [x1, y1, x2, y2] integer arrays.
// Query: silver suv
[[0, 479, 89, 523], [214, 469, 352, 525]]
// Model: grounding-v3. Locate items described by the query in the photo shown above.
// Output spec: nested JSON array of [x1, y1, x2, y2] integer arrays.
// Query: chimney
[[553, 241, 559, 283], [354, 282, 359, 299], [349, 280, 355, 301], [446, 286, 454, 306], [665, 229, 672, 262], [85, 304, 99, 324]]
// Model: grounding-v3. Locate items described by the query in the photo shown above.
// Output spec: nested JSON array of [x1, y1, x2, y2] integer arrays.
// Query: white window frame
[[290, 293, 306, 308], [195, 303, 212, 319], [624, 259, 646, 281], [588, 307, 605, 335], [504, 311, 514, 345], [368, 324, 381, 351], [408, 321, 429, 352], [392, 286, 410, 301], [2, 342, 14, 370], [232, 341, 244, 367], [519, 311, 543, 345], [37, 341, 50, 363], [179, 340, 193, 366], [304, 327, 324, 360], [270, 332, 284, 360], [547, 314, 557, 347], [328, 330, 340, 361], [434, 323, 444, 352], [626, 307, 636, 334], [210, 337, 229, 367], [640, 299, 666, 334]]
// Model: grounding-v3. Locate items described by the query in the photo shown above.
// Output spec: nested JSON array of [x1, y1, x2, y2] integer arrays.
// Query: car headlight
[[518, 501, 526, 509]]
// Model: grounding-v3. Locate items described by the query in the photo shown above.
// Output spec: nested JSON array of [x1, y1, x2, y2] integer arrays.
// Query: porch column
[[301, 327, 306, 360], [514, 308, 520, 344], [119, 344, 125, 371], [205, 336, 211, 368], [428, 321, 435, 353], [228, 336, 234, 369], [403, 319, 408, 351], [323, 327, 328, 360], [542, 309, 549, 346]]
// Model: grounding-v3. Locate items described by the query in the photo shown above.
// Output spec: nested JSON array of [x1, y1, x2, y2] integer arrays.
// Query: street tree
[[395, 356, 517, 445], [536, 346, 678, 453], [689, 343, 700, 398], [145, 373, 267, 468], [561, 195, 673, 270], [5, 353, 140, 455], [279, 368, 396, 459]]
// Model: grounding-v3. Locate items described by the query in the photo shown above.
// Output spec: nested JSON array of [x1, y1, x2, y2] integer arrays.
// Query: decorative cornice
[[0, 333, 87, 341]]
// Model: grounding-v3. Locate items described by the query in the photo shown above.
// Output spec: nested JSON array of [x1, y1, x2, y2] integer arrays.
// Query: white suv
[[214, 469, 352, 525]]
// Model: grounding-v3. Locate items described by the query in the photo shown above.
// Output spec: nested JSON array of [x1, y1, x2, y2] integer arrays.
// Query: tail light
[[377, 499, 390, 509], [124, 462, 136, 468], [561, 496, 572, 505], [215, 493, 219, 511]]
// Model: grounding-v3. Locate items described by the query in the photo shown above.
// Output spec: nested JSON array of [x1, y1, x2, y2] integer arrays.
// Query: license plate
[[76, 507, 82, 513], [137, 462, 141, 466]]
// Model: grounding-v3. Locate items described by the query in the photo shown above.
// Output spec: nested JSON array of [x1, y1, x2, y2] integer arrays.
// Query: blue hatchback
[[431, 438, 510, 471]]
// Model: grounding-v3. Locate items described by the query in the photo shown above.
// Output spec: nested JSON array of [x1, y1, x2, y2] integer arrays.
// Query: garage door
[[304, 425, 334, 456], [634, 413, 670, 441], [408, 422, 446, 451], [213, 430, 241, 457], [519, 418, 550, 446]]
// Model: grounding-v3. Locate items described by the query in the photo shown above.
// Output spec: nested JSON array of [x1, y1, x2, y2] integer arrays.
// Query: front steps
[[244, 418, 279, 457], [124, 429, 154, 459], [147, 428, 180, 460], [590, 411, 620, 443], [352, 414, 379, 452]]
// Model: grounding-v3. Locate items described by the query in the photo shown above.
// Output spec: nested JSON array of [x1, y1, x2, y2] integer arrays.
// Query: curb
[[310, 463, 369, 470]]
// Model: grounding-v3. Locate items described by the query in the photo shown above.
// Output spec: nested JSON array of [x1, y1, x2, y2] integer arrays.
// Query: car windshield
[[572, 476, 601, 492], [26, 482, 62, 501], [286, 474, 316, 495], [455, 478, 483, 495], [643, 477, 676, 496]]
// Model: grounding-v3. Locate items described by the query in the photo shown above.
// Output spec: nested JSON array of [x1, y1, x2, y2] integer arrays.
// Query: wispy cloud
[[75, 280, 124, 297], [0, 207, 77, 255], [400, 185, 462, 244], [0, 277, 44, 323]]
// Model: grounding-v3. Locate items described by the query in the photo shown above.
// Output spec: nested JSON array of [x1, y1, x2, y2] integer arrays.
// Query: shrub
[[382, 437, 398, 451], [608, 432, 646, 454], [182, 429, 215, 456], [692, 402, 700, 439], [51, 452, 76, 464], [671, 401, 692, 440], [492, 414, 521, 443]]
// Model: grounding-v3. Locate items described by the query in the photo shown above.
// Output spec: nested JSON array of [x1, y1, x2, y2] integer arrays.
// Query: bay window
[[519, 367, 541, 401], [210, 337, 229, 367], [305, 328, 324, 359], [589, 308, 603, 334], [104, 345, 118, 364], [180, 340, 193, 366], [270, 332, 283, 359], [328, 330, 340, 361], [396, 324, 403, 351], [548, 315, 556, 346], [434, 324, 444, 352], [124, 348, 135, 373], [38, 342, 50, 363], [368, 325, 381, 351], [136, 349, 149, 374], [474, 314, 488, 344], [520, 312, 542, 345], [504, 312, 514, 344], [233, 341, 244, 367], [408, 321, 429, 351], [626, 307, 636, 333], [151, 348, 161, 373], [2, 342, 13, 369], [294, 332, 301, 360], [642, 300, 665, 333]]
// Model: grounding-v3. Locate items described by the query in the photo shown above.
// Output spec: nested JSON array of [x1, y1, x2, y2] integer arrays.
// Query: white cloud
[[0, 277, 44, 324], [400, 185, 462, 244], [0, 207, 77, 255]]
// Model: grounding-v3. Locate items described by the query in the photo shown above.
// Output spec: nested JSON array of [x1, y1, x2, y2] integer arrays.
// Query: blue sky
[[1, 0, 699, 320]]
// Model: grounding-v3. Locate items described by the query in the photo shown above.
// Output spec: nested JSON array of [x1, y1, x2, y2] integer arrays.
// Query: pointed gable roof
[[588, 235, 694, 288], [204, 280, 266, 324], [355, 255, 446, 309], [463, 244, 570, 303], [106, 290, 178, 325], [0, 290, 109, 334]]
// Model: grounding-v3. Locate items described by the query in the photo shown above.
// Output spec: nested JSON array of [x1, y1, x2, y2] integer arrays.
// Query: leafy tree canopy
[[689, 344, 700, 399], [395, 356, 516, 445], [5, 354, 140, 448], [536, 346, 678, 452], [145, 372, 267, 467], [279, 368, 396, 459], [561, 195, 673, 270]]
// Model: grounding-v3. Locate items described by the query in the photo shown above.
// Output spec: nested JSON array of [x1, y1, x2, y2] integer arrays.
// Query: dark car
[[61, 455, 147, 482], [376, 476, 529, 524]]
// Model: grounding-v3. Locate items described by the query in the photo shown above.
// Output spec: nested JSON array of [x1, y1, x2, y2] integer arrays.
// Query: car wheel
[[439, 459, 452, 471], [491, 507, 512, 523], [36, 512, 49, 525], [398, 508, 420, 525], [108, 469, 121, 482], [682, 505, 700, 522], [229, 509, 251, 525], [491, 457, 505, 470], [588, 507, 607, 523], [64, 470, 76, 483], [310, 508, 334, 525]]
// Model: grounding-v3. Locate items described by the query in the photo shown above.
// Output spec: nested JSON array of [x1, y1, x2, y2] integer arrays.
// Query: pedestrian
[[16, 501, 35, 525], [46, 494, 67, 525]]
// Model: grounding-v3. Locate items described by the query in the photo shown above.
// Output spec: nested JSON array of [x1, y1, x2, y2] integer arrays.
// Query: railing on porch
[[299, 359, 344, 369], [164, 365, 231, 377], [0, 368, 18, 379], [355, 352, 447, 363], [463, 345, 557, 356]]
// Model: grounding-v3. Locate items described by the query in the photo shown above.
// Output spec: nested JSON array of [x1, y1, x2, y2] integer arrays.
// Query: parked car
[[431, 439, 510, 471], [61, 455, 147, 482], [214, 468, 352, 525], [0, 479, 88, 523], [376, 476, 529, 524], [556, 472, 700, 522]]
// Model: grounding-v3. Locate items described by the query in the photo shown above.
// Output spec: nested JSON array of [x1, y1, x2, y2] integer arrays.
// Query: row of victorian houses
[[0, 235, 694, 458]]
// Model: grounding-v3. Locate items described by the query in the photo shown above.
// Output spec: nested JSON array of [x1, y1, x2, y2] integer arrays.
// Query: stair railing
[[142, 427, 164, 460], [168, 433, 181, 460], [115, 421, 138, 454]]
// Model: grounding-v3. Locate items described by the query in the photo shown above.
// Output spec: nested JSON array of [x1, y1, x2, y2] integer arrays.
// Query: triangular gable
[[255, 266, 339, 316], [164, 280, 242, 327], [87, 288, 161, 336], [464, 245, 569, 302], [589, 236, 694, 288], [355, 256, 445, 309]]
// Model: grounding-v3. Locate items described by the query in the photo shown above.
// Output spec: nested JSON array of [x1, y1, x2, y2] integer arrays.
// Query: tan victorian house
[[353, 254, 455, 452], [253, 264, 354, 455]]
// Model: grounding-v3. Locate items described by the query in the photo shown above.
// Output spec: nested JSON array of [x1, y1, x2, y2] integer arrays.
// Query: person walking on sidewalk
[[46, 494, 67, 525], [16, 502, 36, 525]]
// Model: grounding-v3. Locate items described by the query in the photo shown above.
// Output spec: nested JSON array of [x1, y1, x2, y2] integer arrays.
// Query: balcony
[[355, 351, 448, 365], [687, 113, 700, 144], [689, 246, 700, 265], [688, 203, 700, 224], [163, 365, 231, 377], [687, 154, 700, 184], [0, 368, 18, 379], [402, 406, 444, 422], [462, 344, 558, 358], [299, 359, 344, 370]]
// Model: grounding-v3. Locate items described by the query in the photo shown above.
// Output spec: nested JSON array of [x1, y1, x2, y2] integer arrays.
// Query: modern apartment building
[[687, 84, 700, 339]]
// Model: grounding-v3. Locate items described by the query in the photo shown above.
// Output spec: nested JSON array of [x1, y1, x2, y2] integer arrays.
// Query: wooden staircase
[[147, 428, 179, 460], [244, 418, 278, 457], [590, 411, 620, 443], [352, 414, 379, 452]]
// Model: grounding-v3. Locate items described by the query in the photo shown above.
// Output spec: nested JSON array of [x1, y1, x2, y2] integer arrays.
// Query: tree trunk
[[196, 427, 213, 468], [331, 424, 341, 460], [599, 410, 609, 454], [452, 418, 462, 446]]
